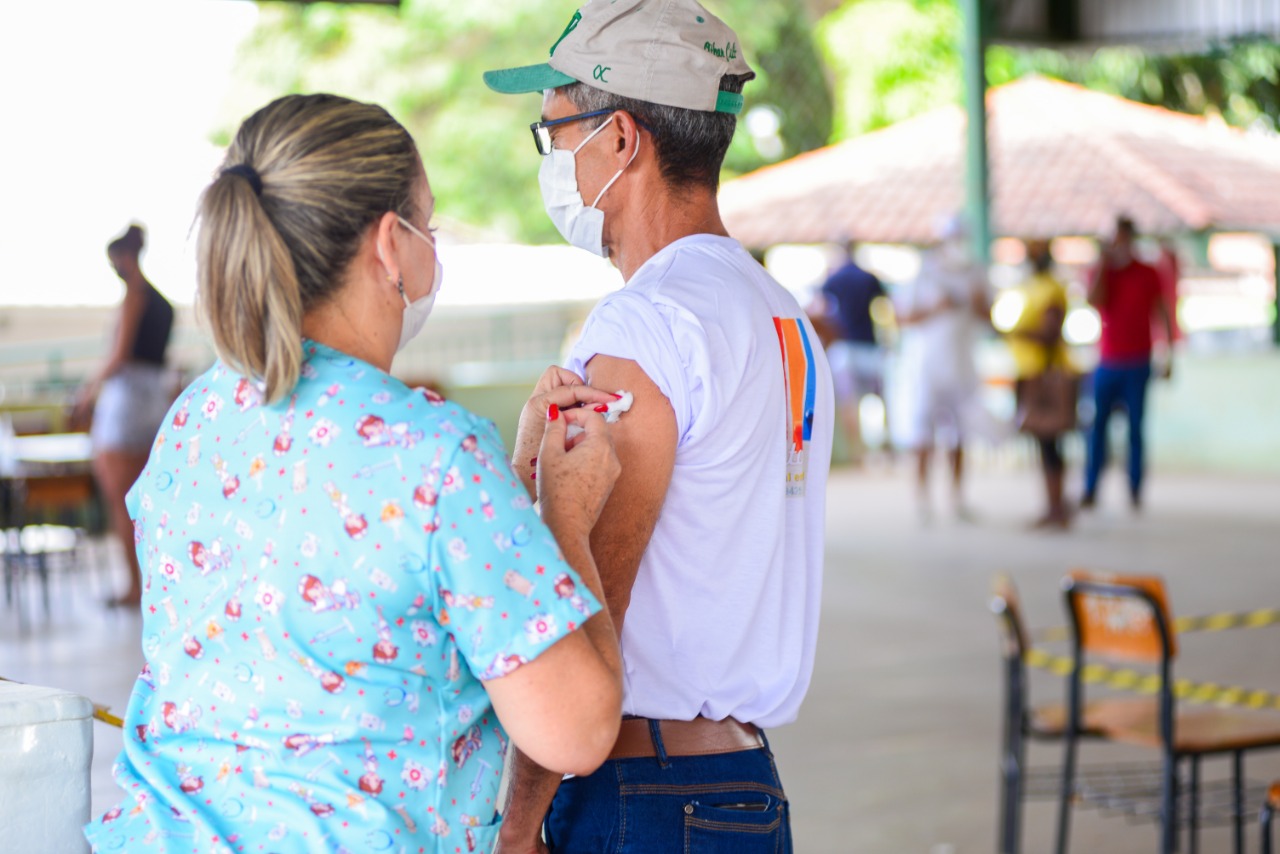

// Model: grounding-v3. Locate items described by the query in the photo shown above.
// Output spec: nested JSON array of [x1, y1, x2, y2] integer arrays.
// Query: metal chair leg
[[1010, 732, 1025, 854], [1234, 752, 1245, 854], [1262, 784, 1276, 854], [37, 551, 51, 618], [1055, 730, 1078, 854], [999, 742, 1020, 853], [1161, 752, 1177, 854], [998, 658, 1025, 854], [1188, 755, 1199, 854]]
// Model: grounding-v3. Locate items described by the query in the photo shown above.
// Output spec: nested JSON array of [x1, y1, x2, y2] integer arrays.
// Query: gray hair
[[559, 74, 750, 193]]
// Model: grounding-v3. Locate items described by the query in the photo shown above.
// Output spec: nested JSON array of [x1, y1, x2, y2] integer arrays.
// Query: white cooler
[[0, 681, 93, 854]]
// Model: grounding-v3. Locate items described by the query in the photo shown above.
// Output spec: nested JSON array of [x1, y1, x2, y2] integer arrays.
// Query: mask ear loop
[[589, 127, 641, 209], [572, 115, 615, 155]]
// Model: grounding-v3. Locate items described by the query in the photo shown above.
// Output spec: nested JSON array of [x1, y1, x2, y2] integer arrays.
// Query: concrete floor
[[3, 461, 1279, 852]]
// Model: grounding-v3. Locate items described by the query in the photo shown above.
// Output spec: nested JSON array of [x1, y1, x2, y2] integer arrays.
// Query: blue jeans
[[1084, 359, 1152, 500], [544, 724, 792, 853]]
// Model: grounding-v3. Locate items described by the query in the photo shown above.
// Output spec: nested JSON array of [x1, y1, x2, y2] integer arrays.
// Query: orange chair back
[[1067, 570, 1176, 663]]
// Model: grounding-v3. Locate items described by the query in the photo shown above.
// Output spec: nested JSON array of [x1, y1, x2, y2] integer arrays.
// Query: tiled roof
[[719, 77, 1280, 247]]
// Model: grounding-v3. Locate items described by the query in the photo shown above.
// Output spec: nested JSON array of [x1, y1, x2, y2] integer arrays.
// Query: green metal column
[[1273, 241, 1280, 346], [960, 0, 990, 265]]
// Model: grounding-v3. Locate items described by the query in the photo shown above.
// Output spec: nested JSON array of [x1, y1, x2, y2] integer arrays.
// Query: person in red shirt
[[1082, 216, 1174, 510]]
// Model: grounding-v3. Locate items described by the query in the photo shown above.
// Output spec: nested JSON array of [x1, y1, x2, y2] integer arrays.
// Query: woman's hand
[[535, 404, 620, 550], [514, 366, 617, 498]]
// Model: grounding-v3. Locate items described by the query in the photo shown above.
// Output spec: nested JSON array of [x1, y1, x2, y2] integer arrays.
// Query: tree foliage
[[217, 0, 1280, 241], [987, 39, 1280, 133], [816, 0, 962, 138], [218, 0, 836, 242]]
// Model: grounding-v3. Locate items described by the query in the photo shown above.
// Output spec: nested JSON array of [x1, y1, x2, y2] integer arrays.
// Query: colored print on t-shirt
[[773, 317, 818, 497]]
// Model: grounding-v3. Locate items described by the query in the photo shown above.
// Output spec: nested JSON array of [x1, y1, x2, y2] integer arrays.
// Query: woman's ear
[[373, 211, 402, 285]]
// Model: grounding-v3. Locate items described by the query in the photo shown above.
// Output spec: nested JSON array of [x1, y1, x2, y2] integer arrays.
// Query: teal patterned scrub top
[[85, 341, 601, 854]]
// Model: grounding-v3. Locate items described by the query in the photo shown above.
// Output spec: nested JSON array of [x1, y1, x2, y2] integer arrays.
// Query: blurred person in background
[[1153, 236, 1182, 344], [1081, 215, 1174, 511], [72, 223, 174, 607], [84, 93, 625, 853], [892, 215, 992, 522], [485, 0, 833, 850], [817, 239, 888, 464], [1006, 239, 1076, 529]]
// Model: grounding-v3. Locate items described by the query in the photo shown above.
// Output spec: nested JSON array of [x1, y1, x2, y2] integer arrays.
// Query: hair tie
[[223, 163, 263, 196]]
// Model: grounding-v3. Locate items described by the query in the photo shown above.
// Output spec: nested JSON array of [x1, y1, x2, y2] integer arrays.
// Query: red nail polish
[[611, 393, 624, 399], [529, 456, 537, 467], [593, 404, 609, 413], [547, 404, 559, 421], [531, 471, 536, 480]]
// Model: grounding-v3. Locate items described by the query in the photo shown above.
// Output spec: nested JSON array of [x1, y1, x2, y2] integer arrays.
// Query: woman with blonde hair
[[86, 93, 624, 852]]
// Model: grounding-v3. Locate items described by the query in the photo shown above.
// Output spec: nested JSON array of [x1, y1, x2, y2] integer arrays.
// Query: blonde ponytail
[[195, 94, 420, 404], [197, 170, 303, 403]]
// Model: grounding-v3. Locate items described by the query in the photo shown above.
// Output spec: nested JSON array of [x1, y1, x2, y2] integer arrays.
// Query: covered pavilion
[[719, 76, 1280, 246]]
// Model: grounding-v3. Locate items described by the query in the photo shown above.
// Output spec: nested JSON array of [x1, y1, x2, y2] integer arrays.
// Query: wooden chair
[[992, 574, 1049, 854], [1264, 781, 1280, 854], [2, 471, 97, 629], [1057, 571, 1280, 854], [991, 575, 1150, 854]]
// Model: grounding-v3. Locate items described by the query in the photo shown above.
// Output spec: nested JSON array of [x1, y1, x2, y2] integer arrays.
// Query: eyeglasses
[[529, 108, 617, 156]]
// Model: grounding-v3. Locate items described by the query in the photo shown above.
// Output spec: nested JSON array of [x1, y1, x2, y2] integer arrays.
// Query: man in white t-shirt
[[891, 215, 993, 522], [484, 1, 833, 851]]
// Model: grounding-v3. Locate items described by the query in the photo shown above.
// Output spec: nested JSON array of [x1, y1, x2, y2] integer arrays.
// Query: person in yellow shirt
[[1007, 240, 1075, 528]]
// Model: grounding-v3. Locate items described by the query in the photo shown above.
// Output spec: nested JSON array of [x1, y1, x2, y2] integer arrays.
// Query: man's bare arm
[[496, 355, 678, 851], [1087, 262, 1110, 308], [1154, 291, 1175, 379], [579, 355, 678, 632]]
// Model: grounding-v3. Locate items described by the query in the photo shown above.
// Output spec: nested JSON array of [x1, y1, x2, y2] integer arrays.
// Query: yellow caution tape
[[1034, 607, 1280, 643], [1023, 648, 1280, 711], [0, 675, 124, 729]]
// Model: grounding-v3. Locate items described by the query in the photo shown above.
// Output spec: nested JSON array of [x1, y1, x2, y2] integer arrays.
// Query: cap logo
[[593, 64, 611, 82], [703, 40, 738, 60], [550, 10, 582, 57]]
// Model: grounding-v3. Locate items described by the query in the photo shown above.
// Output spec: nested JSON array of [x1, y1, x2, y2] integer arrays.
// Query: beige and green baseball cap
[[483, 0, 755, 115]]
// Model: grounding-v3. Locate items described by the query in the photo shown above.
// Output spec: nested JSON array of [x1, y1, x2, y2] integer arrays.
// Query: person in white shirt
[[484, 1, 834, 851], [891, 215, 993, 522]]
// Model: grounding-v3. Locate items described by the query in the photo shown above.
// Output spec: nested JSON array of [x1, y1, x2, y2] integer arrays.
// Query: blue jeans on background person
[[543, 724, 792, 853], [1083, 359, 1152, 504]]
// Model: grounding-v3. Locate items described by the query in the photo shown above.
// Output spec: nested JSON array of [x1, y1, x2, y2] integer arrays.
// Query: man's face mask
[[538, 115, 640, 258]]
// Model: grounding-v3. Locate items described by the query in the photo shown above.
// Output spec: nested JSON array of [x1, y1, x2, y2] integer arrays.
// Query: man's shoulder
[[638, 235, 745, 284], [623, 237, 774, 309]]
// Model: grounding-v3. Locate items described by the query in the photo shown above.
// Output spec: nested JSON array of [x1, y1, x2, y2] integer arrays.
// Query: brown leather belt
[[607, 716, 764, 761]]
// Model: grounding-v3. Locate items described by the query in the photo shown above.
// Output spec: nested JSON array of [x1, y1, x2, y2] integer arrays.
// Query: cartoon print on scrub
[[85, 340, 601, 854]]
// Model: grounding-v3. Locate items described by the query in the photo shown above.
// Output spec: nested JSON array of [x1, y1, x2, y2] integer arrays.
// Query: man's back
[[567, 233, 833, 728], [822, 260, 884, 345]]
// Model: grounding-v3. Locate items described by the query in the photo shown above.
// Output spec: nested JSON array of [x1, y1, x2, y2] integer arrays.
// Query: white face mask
[[538, 115, 640, 258], [394, 215, 443, 352]]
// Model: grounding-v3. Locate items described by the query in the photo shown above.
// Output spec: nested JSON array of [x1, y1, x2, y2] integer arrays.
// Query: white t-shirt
[[894, 247, 988, 395], [566, 233, 833, 729]]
